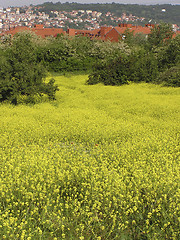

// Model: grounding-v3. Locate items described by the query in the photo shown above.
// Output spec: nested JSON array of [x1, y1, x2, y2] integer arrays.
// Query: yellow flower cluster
[[0, 75, 179, 239]]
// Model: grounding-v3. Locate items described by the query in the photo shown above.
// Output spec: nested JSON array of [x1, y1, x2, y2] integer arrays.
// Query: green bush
[[147, 22, 173, 49], [87, 55, 130, 86], [156, 34, 180, 71], [87, 49, 158, 86], [157, 65, 180, 87], [37, 35, 131, 73], [0, 32, 59, 104], [37, 35, 95, 72], [129, 49, 158, 83]]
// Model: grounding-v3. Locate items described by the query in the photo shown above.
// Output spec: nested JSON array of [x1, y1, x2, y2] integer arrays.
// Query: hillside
[[36, 2, 180, 25]]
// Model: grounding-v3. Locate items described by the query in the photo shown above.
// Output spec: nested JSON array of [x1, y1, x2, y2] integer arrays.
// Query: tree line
[[0, 22, 179, 104], [87, 23, 180, 87]]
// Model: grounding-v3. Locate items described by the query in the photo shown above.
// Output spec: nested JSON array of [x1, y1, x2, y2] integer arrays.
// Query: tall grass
[[0, 74, 179, 239]]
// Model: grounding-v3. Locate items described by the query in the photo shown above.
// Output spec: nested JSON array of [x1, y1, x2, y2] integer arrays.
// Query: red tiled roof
[[32, 27, 65, 38], [1, 24, 171, 42], [1, 26, 29, 36], [1, 25, 65, 38], [115, 26, 151, 35], [67, 28, 101, 39]]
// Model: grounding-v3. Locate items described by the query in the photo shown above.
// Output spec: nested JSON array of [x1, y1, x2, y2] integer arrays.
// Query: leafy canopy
[[0, 32, 59, 104]]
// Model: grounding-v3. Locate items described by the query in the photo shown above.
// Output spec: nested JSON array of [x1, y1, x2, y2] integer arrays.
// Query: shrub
[[0, 32, 59, 104], [157, 65, 180, 87], [129, 49, 158, 83], [87, 55, 130, 86], [37, 35, 131, 73], [156, 34, 180, 71], [147, 22, 173, 49], [87, 49, 158, 86]]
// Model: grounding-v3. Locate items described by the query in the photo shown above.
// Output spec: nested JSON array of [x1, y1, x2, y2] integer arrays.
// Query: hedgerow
[[87, 23, 180, 87]]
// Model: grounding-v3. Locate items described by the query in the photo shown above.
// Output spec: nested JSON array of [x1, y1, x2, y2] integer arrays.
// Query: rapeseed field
[[0, 74, 179, 239]]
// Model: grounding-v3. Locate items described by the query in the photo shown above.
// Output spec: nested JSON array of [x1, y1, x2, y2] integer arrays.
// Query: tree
[[87, 48, 158, 86], [156, 34, 180, 71], [0, 32, 59, 104], [157, 64, 180, 87], [87, 54, 130, 86], [147, 22, 173, 48]]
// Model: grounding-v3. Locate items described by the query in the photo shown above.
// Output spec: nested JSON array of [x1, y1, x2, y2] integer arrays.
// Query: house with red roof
[[67, 23, 153, 42], [0, 24, 65, 38], [103, 24, 152, 42], [1, 23, 179, 42]]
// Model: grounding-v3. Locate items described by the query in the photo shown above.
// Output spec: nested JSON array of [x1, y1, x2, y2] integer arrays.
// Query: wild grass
[[0, 74, 179, 239]]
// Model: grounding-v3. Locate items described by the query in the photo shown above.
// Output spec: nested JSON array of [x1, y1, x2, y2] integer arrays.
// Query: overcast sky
[[0, 0, 179, 8]]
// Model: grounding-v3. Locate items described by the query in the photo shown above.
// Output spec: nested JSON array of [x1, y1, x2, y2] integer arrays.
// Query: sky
[[0, 0, 179, 8]]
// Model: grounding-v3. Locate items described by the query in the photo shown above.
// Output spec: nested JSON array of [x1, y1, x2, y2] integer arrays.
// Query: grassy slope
[[0, 75, 179, 239]]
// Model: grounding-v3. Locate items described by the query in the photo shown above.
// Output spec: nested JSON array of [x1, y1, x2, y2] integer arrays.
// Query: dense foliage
[[36, 35, 130, 73], [0, 31, 133, 104], [0, 22, 179, 105], [87, 23, 180, 87], [157, 64, 180, 87], [87, 50, 158, 85], [0, 32, 59, 104], [0, 75, 179, 239]]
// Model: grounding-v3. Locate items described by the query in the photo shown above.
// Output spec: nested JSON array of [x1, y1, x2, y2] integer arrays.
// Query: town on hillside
[[0, 5, 179, 41]]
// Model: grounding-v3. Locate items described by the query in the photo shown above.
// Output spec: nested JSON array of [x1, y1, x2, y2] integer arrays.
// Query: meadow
[[0, 74, 179, 240]]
